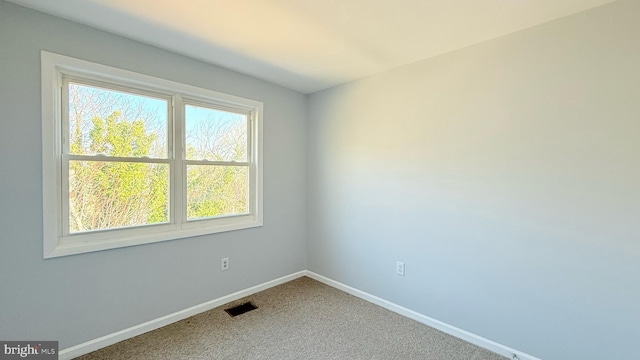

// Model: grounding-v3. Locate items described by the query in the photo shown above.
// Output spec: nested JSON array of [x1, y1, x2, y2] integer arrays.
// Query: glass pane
[[185, 105, 247, 162], [68, 160, 169, 233], [68, 82, 168, 158], [187, 165, 248, 220]]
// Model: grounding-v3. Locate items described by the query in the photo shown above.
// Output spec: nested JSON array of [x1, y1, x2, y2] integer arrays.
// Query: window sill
[[44, 216, 262, 258]]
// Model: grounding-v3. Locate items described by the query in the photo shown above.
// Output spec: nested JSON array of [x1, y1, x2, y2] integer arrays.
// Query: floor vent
[[225, 302, 258, 317]]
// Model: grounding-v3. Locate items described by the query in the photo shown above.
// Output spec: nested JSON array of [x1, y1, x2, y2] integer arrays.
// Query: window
[[42, 51, 263, 258]]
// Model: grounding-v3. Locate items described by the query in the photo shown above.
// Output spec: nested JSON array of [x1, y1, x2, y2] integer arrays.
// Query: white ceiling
[[9, 0, 616, 93]]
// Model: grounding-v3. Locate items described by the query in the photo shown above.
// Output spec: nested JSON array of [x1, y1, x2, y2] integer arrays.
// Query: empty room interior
[[1, 0, 638, 359]]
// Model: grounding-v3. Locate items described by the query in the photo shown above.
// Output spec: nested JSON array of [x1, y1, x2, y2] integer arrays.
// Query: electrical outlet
[[221, 257, 229, 271], [396, 261, 405, 276]]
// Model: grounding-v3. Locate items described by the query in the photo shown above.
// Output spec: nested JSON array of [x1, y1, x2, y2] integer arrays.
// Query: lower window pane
[[68, 161, 169, 233], [187, 165, 248, 220]]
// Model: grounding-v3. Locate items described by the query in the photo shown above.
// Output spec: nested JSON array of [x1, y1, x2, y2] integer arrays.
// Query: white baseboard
[[58, 271, 307, 360], [304, 271, 541, 360], [60, 269, 540, 360]]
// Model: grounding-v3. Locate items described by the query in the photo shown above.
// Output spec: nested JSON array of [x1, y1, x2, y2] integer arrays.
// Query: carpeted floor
[[75, 277, 507, 359]]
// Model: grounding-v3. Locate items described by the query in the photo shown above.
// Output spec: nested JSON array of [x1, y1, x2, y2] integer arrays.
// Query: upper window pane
[[185, 104, 248, 162], [67, 82, 168, 158]]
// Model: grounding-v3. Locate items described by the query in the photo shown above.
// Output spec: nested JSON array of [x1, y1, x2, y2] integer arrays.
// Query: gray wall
[[0, 1, 306, 349], [307, 1, 639, 359]]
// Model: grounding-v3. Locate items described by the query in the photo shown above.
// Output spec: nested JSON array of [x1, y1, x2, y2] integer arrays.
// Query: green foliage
[[69, 106, 248, 233], [69, 111, 168, 232], [186, 165, 247, 220]]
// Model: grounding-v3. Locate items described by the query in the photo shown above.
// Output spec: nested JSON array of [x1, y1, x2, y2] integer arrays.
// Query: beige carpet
[[75, 277, 507, 359]]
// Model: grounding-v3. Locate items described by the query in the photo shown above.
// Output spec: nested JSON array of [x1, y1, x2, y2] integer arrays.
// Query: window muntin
[[42, 51, 263, 258]]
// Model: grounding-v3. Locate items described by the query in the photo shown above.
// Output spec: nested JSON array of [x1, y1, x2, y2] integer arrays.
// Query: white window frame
[[42, 51, 263, 258]]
